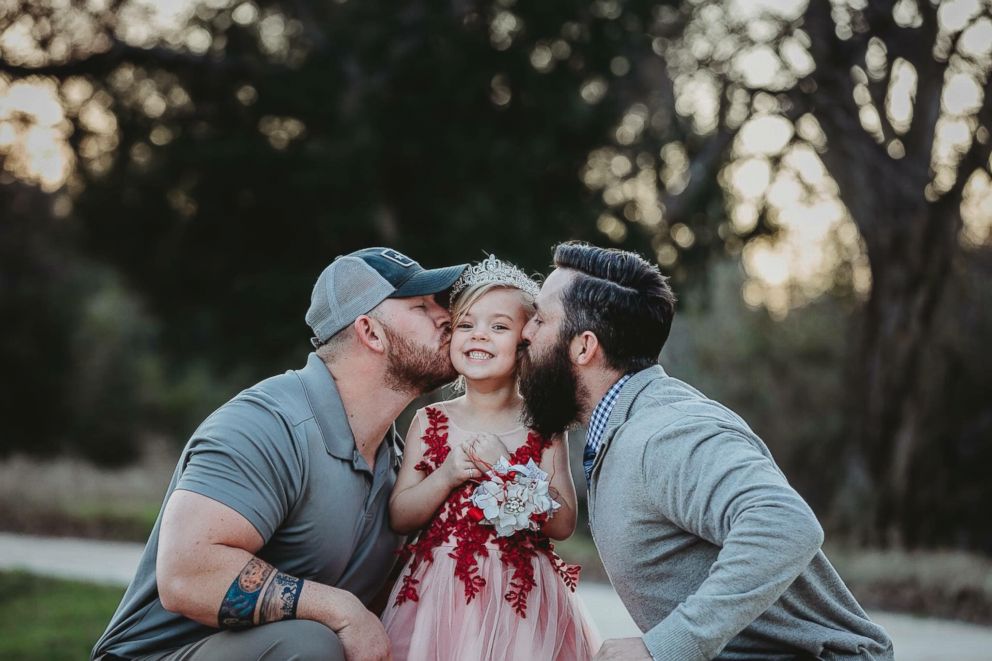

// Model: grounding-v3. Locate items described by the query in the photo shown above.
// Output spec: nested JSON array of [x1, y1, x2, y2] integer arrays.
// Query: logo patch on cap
[[380, 249, 417, 268]]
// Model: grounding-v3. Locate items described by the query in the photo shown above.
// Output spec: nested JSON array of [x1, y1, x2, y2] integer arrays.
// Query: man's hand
[[332, 594, 392, 661], [594, 637, 653, 660]]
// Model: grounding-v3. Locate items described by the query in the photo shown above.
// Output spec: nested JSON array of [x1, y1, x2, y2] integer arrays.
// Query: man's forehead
[[536, 267, 576, 310], [376, 295, 423, 316]]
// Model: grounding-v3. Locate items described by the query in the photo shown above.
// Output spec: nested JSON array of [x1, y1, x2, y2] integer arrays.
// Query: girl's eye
[[456, 323, 472, 329], [493, 324, 509, 331]]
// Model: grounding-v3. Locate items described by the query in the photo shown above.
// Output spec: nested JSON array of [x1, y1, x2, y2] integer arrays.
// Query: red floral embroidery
[[394, 406, 581, 617], [413, 406, 450, 475]]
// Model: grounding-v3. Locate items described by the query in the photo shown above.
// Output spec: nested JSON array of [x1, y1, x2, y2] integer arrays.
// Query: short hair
[[553, 242, 676, 373], [314, 306, 387, 363]]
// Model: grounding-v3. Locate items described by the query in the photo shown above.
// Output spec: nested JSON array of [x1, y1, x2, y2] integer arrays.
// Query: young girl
[[381, 255, 600, 660]]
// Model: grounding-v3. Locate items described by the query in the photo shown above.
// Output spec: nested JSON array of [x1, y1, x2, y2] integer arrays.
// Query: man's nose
[[521, 319, 535, 342], [428, 298, 451, 327]]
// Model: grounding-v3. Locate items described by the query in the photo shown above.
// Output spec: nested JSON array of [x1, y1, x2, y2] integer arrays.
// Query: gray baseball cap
[[306, 247, 467, 346]]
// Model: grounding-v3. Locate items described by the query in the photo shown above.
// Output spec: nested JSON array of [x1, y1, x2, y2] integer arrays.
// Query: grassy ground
[[0, 448, 172, 540], [0, 571, 124, 661], [826, 545, 992, 625], [556, 534, 992, 626]]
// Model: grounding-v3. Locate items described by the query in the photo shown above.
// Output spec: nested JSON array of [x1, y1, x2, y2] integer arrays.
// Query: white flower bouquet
[[467, 457, 560, 537]]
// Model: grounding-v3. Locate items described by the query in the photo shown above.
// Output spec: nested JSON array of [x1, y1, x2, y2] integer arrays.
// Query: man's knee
[[267, 620, 344, 661]]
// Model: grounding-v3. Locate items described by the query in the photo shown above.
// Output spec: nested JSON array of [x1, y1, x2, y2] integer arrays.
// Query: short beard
[[381, 324, 456, 395], [519, 333, 588, 438]]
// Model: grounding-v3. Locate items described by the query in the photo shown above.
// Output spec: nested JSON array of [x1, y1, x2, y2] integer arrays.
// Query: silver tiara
[[449, 254, 540, 301]]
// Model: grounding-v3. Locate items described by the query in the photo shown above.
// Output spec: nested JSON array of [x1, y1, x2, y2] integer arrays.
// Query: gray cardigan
[[588, 366, 894, 660]]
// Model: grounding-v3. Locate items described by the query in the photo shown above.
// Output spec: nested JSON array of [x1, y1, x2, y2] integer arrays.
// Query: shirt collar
[[296, 353, 401, 473], [587, 373, 633, 449], [296, 352, 360, 460]]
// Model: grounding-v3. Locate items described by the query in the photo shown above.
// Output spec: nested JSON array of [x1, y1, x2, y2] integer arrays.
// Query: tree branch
[[0, 37, 290, 80], [661, 125, 738, 224]]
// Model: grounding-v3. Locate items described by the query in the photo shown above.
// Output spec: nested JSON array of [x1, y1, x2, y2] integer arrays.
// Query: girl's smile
[[451, 288, 531, 382]]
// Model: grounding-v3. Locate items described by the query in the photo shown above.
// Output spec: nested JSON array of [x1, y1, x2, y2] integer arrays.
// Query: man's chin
[[518, 343, 585, 438], [422, 366, 457, 395]]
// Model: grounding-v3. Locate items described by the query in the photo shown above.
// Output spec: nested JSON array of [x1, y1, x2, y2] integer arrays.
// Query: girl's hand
[[439, 442, 483, 489], [466, 433, 510, 471]]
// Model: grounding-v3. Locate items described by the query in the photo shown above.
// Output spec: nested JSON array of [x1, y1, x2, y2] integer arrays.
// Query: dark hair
[[553, 242, 676, 373]]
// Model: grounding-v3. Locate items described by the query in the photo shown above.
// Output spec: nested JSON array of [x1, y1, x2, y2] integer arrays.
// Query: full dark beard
[[382, 325, 456, 395], [519, 335, 588, 438]]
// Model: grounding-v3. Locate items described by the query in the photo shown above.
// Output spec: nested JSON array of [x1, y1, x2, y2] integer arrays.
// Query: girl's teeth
[[468, 351, 492, 360]]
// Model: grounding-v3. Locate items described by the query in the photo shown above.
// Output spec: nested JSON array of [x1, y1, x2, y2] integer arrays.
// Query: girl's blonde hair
[[450, 281, 536, 328]]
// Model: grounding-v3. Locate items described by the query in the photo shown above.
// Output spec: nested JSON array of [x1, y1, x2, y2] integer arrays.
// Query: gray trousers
[[132, 620, 345, 661]]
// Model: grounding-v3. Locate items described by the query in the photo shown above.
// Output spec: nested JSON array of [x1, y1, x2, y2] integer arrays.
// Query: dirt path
[[2, 532, 990, 660]]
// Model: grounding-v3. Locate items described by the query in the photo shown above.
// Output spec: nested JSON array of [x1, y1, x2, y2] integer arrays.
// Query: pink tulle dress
[[381, 404, 601, 661]]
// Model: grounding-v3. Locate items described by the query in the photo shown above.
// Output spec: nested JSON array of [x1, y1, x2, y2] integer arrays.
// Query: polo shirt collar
[[297, 352, 358, 460]]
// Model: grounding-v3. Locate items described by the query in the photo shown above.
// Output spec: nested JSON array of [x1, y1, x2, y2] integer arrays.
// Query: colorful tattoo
[[259, 572, 304, 624], [218, 558, 275, 630]]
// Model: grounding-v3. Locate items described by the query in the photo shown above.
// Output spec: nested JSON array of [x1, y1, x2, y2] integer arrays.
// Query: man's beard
[[519, 333, 588, 438], [381, 324, 456, 395]]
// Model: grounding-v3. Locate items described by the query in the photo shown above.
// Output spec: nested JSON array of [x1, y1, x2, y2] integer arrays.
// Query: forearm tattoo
[[258, 571, 304, 624], [218, 558, 275, 630], [217, 557, 305, 630]]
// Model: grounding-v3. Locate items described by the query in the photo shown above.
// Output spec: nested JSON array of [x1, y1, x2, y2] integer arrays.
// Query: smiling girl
[[380, 255, 600, 660]]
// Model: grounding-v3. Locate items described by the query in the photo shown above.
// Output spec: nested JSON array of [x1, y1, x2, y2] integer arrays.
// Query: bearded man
[[519, 242, 894, 661], [93, 248, 466, 661]]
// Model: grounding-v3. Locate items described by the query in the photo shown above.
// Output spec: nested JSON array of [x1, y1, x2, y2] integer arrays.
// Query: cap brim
[[391, 264, 467, 297]]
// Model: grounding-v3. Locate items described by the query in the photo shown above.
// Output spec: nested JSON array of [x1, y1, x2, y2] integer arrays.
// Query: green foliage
[[0, 1, 990, 551], [0, 572, 123, 661], [63, 0, 695, 376], [0, 182, 241, 463]]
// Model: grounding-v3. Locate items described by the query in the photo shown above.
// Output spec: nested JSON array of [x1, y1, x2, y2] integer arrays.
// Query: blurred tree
[[744, 0, 992, 544], [2, 0, 991, 547], [586, 0, 992, 544], [0, 177, 154, 464], [0, 0, 727, 376], [0, 180, 74, 457]]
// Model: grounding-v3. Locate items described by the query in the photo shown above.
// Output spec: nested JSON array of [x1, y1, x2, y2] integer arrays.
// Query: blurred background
[[1, 0, 991, 657]]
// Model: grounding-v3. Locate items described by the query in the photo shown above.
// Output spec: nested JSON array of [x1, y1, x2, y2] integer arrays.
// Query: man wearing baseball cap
[[93, 248, 467, 661]]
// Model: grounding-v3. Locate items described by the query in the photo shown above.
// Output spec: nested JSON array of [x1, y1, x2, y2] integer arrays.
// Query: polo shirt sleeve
[[175, 399, 305, 542], [639, 413, 825, 661]]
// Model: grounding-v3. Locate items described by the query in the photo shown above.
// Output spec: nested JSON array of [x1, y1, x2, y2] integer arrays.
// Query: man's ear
[[569, 331, 601, 367], [354, 315, 387, 354]]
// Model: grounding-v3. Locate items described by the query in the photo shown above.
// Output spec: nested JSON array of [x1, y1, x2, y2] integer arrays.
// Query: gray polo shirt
[[92, 353, 403, 660]]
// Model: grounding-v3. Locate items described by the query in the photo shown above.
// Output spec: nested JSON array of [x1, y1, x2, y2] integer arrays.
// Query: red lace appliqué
[[394, 406, 581, 617]]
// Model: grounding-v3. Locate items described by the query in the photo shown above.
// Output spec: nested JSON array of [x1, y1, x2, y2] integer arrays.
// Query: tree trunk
[[855, 200, 960, 545], [798, 0, 977, 546]]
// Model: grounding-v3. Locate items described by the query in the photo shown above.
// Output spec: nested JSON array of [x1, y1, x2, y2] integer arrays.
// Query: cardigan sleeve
[[639, 413, 824, 660]]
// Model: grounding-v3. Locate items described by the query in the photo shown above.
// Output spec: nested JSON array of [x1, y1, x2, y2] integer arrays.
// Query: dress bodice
[[394, 405, 580, 617]]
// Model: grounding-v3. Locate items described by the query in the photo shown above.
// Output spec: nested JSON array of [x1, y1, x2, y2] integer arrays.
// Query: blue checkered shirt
[[583, 374, 632, 481]]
